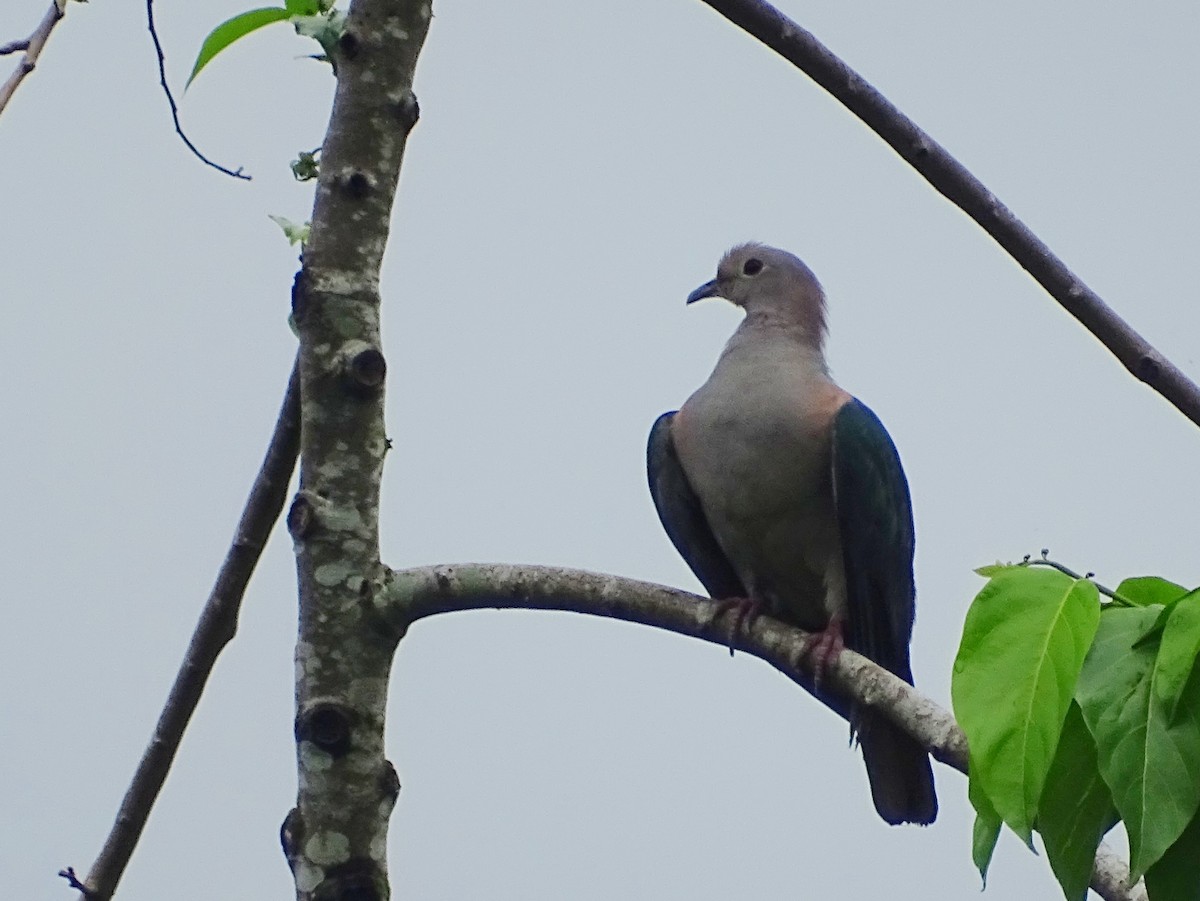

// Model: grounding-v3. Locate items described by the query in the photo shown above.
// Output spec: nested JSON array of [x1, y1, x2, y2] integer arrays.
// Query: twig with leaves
[[957, 561, 1200, 901]]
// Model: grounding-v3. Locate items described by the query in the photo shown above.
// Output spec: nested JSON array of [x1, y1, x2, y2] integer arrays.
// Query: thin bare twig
[[1024, 549, 1133, 605], [0, 0, 66, 117], [68, 358, 300, 901], [696, 0, 1200, 429], [145, 0, 250, 179], [383, 562, 1145, 901]]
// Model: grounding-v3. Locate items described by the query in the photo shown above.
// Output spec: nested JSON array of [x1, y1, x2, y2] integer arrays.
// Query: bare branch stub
[[57, 867, 95, 898]]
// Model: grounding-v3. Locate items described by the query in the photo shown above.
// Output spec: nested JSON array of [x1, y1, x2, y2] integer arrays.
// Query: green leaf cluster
[[953, 566, 1200, 901]]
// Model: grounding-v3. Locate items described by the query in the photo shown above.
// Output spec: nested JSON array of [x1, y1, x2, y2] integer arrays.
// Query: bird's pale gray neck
[[721, 312, 830, 376], [741, 307, 827, 351]]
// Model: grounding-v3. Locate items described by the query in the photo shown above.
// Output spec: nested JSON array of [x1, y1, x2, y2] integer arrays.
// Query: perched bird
[[647, 243, 937, 825]]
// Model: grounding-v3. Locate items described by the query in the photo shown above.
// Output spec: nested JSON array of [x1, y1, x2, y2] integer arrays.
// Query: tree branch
[[695, 0, 1200, 430], [0, 0, 66, 117], [380, 562, 1145, 901], [144, 0, 249, 180], [67, 359, 301, 901]]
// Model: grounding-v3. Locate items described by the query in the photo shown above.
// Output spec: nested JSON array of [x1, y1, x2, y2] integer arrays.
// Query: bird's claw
[[710, 597, 761, 656], [794, 614, 845, 689]]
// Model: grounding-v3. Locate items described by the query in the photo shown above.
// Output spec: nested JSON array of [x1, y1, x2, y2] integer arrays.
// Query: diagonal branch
[[695, 0, 1200, 429], [0, 0, 66, 117], [380, 562, 1145, 901], [67, 358, 301, 901]]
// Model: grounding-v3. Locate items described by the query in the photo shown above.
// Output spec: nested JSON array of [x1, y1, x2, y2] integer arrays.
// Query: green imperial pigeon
[[647, 243, 937, 826]]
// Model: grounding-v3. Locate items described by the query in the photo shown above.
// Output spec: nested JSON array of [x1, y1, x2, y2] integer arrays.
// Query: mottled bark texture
[[286, 2, 430, 899]]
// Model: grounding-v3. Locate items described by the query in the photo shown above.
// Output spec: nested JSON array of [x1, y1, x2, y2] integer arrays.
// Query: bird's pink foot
[[799, 614, 845, 688], [711, 596, 761, 656]]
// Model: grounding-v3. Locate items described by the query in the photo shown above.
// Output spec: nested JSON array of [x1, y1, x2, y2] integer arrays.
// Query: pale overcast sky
[[3, 2, 1198, 899]]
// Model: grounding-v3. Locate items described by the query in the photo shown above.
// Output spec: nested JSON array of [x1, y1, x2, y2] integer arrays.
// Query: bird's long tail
[[858, 712, 938, 825]]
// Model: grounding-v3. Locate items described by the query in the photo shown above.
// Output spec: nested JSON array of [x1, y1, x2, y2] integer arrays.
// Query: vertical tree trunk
[[283, 3, 431, 898]]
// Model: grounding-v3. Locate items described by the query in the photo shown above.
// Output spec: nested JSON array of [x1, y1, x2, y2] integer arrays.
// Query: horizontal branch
[[381, 562, 1143, 901], [388, 563, 964, 764], [697, 0, 1200, 430]]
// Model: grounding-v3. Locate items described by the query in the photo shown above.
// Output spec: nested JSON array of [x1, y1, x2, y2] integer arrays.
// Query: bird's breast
[[673, 349, 850, 626]]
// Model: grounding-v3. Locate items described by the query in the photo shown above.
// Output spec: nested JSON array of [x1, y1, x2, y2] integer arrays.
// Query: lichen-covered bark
[[380, 562, 965, 766], [286, 2, 431, 899]]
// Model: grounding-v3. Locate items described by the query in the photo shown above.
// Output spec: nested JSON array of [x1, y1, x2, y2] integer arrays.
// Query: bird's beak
[[686, 279, 722, 304]]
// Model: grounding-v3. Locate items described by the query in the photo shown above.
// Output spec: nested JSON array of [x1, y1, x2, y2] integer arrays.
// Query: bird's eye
[[742, 258, 763, 276]]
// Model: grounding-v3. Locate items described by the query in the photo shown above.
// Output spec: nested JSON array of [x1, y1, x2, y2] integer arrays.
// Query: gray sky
[[3, 1, 1198, 898]]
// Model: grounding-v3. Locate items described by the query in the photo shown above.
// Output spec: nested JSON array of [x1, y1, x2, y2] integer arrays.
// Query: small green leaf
[[284, 0, 322, 14], [1155, 590, 1200, 722], [1076, 606, 1200, 879], [1115, 576, 1187, 607], [1038, 702, 1118, 901], [970, 775, 1003, 886], [268, 214, 310, 246], [187, 7, 293, 88], [975, 562, 1016, 578], [953, 567, 1100, 843], [1144, 809, 1200, 901], [290, 148, 320, 182]]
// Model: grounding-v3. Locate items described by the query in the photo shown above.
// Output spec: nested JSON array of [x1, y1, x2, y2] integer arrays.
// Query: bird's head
[[687, 242, 827, 342]]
